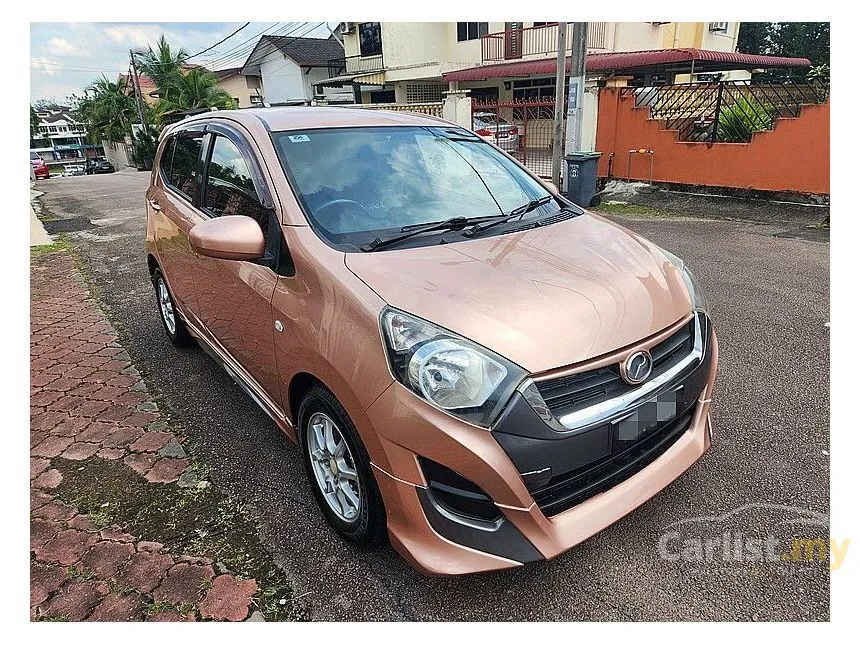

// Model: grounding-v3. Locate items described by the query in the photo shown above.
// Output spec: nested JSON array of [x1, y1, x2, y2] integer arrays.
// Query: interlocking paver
[[199, 575, 257, 622], [31, 436, 74, 459], [116, 552, 174, 594], [31, 562, 69, 607], [145, 458, 190, 484], [38, 581, 104, 621], [80, 541, 135, 579], [129, 431, 173, 453], [33, 469, 63, 489], [87, 593, 145, 622], [61, 442, 101, 461], [31, 251, 260, 622], [151, 562, 215, 606]]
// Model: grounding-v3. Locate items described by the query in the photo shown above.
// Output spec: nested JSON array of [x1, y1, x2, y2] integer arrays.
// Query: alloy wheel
[[306, 411, 362, 523], [157, 278, 176, 335]]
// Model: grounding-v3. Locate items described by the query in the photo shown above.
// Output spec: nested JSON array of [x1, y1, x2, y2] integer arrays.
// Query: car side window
[[158, 137, 176, 183], [169, 135, 203, 201], [203, 135, 269, 239]]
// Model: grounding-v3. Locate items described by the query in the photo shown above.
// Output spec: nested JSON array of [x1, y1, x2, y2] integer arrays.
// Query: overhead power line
[[187, 22, 250, 60], [196, 21, 289, 69]]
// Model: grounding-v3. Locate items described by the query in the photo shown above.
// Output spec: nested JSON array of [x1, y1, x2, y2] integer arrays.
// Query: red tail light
[[475, 129, 491, 136], [509, 127, 518, 135]]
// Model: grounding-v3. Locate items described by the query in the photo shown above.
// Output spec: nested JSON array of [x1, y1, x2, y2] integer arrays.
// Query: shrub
[[717, 101, 774, 142]]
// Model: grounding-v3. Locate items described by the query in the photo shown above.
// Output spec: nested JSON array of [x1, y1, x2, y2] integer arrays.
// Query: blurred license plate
[[615, 389, 678, 441]]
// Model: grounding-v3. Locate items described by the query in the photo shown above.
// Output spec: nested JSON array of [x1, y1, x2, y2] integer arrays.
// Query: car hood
[[344, 213, 693, 374]]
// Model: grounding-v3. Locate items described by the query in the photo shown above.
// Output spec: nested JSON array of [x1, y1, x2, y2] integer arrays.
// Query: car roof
[[171, 106, 452, 133]]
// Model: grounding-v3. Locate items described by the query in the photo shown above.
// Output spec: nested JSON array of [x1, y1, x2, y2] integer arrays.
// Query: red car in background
[[30, 152, 50, 179]]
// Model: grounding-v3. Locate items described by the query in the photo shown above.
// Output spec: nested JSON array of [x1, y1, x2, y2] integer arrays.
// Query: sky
[[30, 21, 335, 104]]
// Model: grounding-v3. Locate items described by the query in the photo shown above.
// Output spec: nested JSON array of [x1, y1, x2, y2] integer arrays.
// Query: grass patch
[[30, 235, 71, 257], [592, 201, 678, 219], [53, 457, 303, 621]]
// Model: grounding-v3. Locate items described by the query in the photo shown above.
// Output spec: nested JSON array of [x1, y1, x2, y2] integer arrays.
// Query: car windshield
[[274, 126, 561, 250]]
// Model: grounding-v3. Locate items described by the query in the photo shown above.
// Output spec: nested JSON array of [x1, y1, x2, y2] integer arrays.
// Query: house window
[[250, 95, 263, 105], [405, 83, 443, 104], [359, 22, 382, 57], [512, 77, 557, 100], [48, 126, 57, 133], [709, 22, 729, 33], [457, 22, 489, 42], [533, 22, 549, 27], [370, 90, 395, 104]]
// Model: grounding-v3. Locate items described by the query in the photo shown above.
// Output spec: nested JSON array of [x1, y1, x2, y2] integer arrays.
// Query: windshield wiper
[[360, 216, 496, 252], [463, 195, 555, 238]]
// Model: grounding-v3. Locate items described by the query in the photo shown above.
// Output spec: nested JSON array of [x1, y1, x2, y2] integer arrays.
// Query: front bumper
[[365, 323, 718, 576]]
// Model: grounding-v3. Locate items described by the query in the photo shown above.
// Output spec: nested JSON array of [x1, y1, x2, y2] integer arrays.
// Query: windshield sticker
[[288, 135, 310, 143]]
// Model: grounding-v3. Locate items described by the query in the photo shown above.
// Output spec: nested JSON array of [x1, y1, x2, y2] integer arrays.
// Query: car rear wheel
[[152, 268, 193, 347], [298, 385, 386, 545]]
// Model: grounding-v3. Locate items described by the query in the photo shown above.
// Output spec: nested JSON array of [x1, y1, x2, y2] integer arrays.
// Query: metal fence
[[622, 78, 829, 143], [344, 102, 444, 118], [472, 97, 557, 178]]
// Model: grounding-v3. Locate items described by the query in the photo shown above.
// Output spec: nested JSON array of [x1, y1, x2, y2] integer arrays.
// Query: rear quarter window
[[161, 135, 203, 202]]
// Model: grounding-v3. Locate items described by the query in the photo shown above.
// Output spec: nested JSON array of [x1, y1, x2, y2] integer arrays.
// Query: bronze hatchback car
[[146, 107, 717, 576]]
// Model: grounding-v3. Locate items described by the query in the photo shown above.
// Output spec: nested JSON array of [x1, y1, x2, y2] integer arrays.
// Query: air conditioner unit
[[343, 22, 356, 34]]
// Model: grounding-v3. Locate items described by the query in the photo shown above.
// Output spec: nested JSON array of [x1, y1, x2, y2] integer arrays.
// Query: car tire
[[298, 385, 386, 545], [152, 268, 193, 347]]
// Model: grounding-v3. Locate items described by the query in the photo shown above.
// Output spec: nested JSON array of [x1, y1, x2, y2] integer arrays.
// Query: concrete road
[[37, 171, 830, 621]]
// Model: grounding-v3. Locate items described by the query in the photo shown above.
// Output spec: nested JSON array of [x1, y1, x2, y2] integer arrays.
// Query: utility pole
[[564, 22, 588, 155], [128, 49, 147, 128], [550, 22, 567, 190]]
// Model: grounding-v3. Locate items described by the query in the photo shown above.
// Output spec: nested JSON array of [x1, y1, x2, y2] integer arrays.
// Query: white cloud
[[48, 36, 90, 57], [31, 57, 60, 76]]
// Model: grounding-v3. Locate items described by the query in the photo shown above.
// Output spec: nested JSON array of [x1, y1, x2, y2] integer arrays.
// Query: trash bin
[[565, 152, 602, 207]]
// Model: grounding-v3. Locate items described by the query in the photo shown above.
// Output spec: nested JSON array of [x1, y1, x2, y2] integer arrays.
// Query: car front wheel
[[298, 385, 386, 545]]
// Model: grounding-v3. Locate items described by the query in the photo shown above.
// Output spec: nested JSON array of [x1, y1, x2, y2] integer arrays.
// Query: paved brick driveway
[[30, 250, 260, 622]]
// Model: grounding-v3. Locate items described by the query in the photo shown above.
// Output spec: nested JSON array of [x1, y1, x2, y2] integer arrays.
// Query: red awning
[[442, 48, 811, 83]]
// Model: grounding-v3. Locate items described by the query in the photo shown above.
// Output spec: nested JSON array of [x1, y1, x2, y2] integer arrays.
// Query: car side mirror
[[189, 215, 265, 261]]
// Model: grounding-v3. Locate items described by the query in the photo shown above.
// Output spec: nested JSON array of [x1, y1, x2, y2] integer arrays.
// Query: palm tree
[[135, 35, 189, 102], [73, 76, 138, 142], [152, 67, 237, 124]]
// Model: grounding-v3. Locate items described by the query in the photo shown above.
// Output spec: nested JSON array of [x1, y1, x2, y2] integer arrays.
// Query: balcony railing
[[328, 53, 385, 78], [481, 22, 608, 64]]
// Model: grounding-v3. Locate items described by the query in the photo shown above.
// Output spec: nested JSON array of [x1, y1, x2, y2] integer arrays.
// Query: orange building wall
[[596, 88, 830, 195]]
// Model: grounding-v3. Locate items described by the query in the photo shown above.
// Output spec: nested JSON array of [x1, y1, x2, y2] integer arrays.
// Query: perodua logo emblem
[[621, 350, 653, 385]]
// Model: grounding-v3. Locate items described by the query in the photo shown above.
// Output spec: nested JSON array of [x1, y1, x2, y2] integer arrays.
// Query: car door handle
[[148, 198, 161, 211]]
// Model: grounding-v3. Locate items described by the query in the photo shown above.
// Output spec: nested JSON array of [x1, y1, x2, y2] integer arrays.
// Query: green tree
[[72, 76, 138, 142], [135, 35, 189, 101], [737, 22, 830, 80], [151, 67, 237, 124]]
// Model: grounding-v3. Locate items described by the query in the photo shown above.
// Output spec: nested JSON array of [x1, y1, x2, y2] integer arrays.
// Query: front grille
[[532, 409, 693, 517], [535, 318, 695, 416]]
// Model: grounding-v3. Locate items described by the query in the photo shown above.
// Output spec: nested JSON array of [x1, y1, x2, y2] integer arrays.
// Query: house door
[[505, 22, 523, 59]]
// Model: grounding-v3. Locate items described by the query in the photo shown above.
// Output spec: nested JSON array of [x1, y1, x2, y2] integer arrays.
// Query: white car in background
[[472, 112, 520, 152]]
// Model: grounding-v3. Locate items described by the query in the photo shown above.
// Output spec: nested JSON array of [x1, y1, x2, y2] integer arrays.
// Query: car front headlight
[[661, 249, 709, 314], [380, 308, 526, 426]]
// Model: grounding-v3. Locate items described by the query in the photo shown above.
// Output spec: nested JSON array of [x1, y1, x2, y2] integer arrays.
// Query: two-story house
[[241, 34, 353, 105], [317, 21, 746, 104], [211, 68, 264, 108], [30, 106, 102, 167]]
